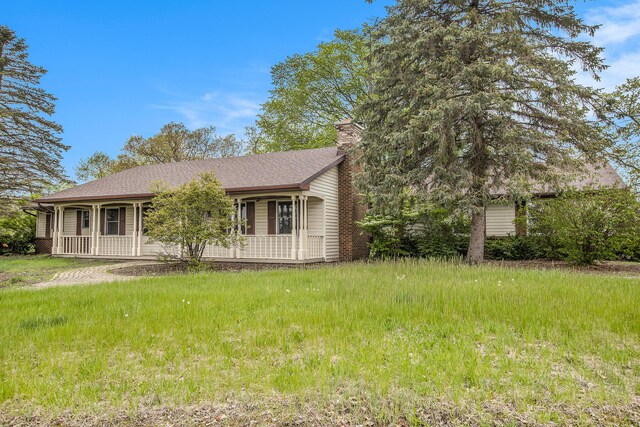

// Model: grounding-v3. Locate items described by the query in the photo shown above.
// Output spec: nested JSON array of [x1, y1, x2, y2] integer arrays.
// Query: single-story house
[[30, 120, 624, 262]]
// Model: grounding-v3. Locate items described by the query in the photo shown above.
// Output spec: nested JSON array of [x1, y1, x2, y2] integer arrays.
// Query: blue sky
[[5, 1, 640, 179]]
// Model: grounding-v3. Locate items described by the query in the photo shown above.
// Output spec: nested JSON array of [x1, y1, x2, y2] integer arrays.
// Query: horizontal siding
[[254, 200, 268, 235], [60, 207, 134, 236], [486, 204, 516, 237], [308, 167, 339, 261], [307, 199, 324, 236]]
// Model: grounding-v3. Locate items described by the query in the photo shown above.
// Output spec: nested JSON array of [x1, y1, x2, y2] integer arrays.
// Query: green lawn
[[0, 260, 638, 425], [0, 255, 114, 288]]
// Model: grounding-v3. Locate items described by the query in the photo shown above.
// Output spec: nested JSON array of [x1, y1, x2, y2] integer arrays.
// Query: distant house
[[30, 120, 624, 262]]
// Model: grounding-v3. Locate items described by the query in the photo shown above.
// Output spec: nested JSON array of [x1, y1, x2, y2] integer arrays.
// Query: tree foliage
[[255, 28, 373, 152], [75, 122, 246, 181], [0, 25, 67, 207], [144, 172, 238, 265], [356, 0, 613, 263], [602, 77, 640, 192], [0, 209, 35, 255], [528, 188, 640, 265]]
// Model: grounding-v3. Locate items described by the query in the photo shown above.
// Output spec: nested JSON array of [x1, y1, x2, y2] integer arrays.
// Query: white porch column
[[57, 207, 65, 254], [51, 207, 59, 254], [237, 198, 243, 258], [230, 198, 238, 259], [90, 205, 97, 255], [95, 204, 101, 256], [291, 195, 298, 260], [137, 203, 143, 256], [298, 196, 308, 260], [131, 203, 138, 256]]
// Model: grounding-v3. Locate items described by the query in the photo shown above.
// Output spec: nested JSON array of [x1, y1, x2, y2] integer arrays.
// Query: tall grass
[[0, 259, 638, 423]]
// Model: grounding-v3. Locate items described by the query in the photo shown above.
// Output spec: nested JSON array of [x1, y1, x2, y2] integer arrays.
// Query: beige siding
[[307, 167, 339, 261], [486, 204, 516, 237], [60, 206, 135, 236], [36, 212, 47, 238], [307, 199, 324, 236], [254, 200, 268, 235]]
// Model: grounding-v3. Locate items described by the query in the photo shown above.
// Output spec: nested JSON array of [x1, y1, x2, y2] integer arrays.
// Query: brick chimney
[[335, 119, 369, 261]]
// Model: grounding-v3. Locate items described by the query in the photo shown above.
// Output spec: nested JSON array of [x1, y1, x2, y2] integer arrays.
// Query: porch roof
[[38, 147, 345, 203]]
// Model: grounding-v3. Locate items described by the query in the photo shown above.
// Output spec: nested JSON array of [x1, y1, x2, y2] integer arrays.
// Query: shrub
[[485, 235, 543, 261], [358, 204, 469, 259], [528, 188, 640, 265], [0, 211, 36, 255]]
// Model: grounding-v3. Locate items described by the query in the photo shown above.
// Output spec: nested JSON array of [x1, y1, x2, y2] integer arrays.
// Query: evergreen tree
[[356, 0, 613, 263], [0, 26, 67, 206]]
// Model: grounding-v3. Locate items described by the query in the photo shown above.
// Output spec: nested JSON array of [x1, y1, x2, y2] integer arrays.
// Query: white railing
[[308, 235, 324, 259], [202, 243, 233, 258], [237, 235, 293, 259], [99, 236, 133, 256], [60, 236, 92, 255]]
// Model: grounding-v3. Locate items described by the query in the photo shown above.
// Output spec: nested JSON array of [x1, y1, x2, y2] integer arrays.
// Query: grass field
[[0, 255, 113, 288], [0, 259, 639, 425]]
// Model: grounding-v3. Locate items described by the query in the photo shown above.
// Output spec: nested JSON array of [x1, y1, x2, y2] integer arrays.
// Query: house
[[31, 120, 624, 262], [31, 120, 369, 263]]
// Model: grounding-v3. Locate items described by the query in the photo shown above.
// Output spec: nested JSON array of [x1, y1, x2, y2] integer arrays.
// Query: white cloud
[[152, 91, 261, 135], [580, 0, 640, 91]]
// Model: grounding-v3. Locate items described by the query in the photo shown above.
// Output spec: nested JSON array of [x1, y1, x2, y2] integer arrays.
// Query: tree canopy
[[254, 28, 373, 152], [75, 122, 246, 181], [0, 25, 67, 208], [356, 0, 614, 263]]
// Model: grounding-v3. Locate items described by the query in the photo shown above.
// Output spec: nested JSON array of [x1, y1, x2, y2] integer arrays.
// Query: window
[[82, 210, 90, 229], [105, 208, 119, 235], [277, 201, 293, 234]]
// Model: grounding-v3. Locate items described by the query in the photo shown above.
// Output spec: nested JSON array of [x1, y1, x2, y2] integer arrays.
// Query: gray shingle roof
[[38, 147, 344, 203]]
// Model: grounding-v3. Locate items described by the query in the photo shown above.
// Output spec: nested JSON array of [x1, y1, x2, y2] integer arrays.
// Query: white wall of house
[[307, 166, 339, 261], [307, 198, 324, 236], [486, 203, 516, 237]]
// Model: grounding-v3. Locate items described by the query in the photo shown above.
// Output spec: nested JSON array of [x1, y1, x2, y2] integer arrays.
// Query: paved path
[[32, 261, 155, 289]]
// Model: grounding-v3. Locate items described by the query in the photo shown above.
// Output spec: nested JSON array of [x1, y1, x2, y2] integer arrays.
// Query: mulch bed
[[488, 259, 640, 277], [112, 261, 317, 277]]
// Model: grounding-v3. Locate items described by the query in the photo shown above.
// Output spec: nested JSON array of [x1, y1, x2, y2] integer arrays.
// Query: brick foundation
[[336, 120, 370, 262], [34, 238, 53, 254]]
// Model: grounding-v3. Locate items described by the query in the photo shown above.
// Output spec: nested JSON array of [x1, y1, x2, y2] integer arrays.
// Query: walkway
[[32, 261, 156, 289]]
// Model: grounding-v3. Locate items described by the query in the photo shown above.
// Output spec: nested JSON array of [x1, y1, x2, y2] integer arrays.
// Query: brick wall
[[34, 238, 53, 254], [336, 120, 370, 261]]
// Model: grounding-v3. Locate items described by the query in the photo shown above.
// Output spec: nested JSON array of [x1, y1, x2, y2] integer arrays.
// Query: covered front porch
[[42, 192, 328, 262]]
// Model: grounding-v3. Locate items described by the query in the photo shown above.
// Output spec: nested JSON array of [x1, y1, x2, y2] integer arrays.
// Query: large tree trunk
[[467, 206, 486, 264]]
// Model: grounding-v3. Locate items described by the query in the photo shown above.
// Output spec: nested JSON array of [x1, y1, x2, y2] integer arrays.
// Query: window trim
[[105, 208, 120, 236], [81, 210, 90, 229]]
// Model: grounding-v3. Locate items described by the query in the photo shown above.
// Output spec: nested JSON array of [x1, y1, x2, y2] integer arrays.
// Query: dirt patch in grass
[[490, 259, 640, 277], [2, 395, 639, 426]]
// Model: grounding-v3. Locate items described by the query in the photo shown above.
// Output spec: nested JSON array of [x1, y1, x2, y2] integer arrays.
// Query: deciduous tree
[[76, 122, 245, 181], [144, 172, 238, 265], [356, 0, 613, 263], [256, 28, 373, 152]]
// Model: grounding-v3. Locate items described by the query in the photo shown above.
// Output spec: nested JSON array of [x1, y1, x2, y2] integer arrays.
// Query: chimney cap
[[335, 118, 364, 130]]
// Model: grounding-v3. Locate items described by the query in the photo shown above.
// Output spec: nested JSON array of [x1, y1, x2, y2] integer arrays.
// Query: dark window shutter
[[45, 213, 51, 238], [76, 210, 82, 235], [100, 208, 105, 235], [267, 201, 276, 235], [119, 207, 126, 235], [246, 202, 255, 235]]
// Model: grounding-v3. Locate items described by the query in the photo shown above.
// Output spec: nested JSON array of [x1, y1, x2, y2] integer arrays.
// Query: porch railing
[[237, 235, 293, 259], [99, 236, 133, 256], [308, 235, 324, 259], [60, 236, 92, 255]]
